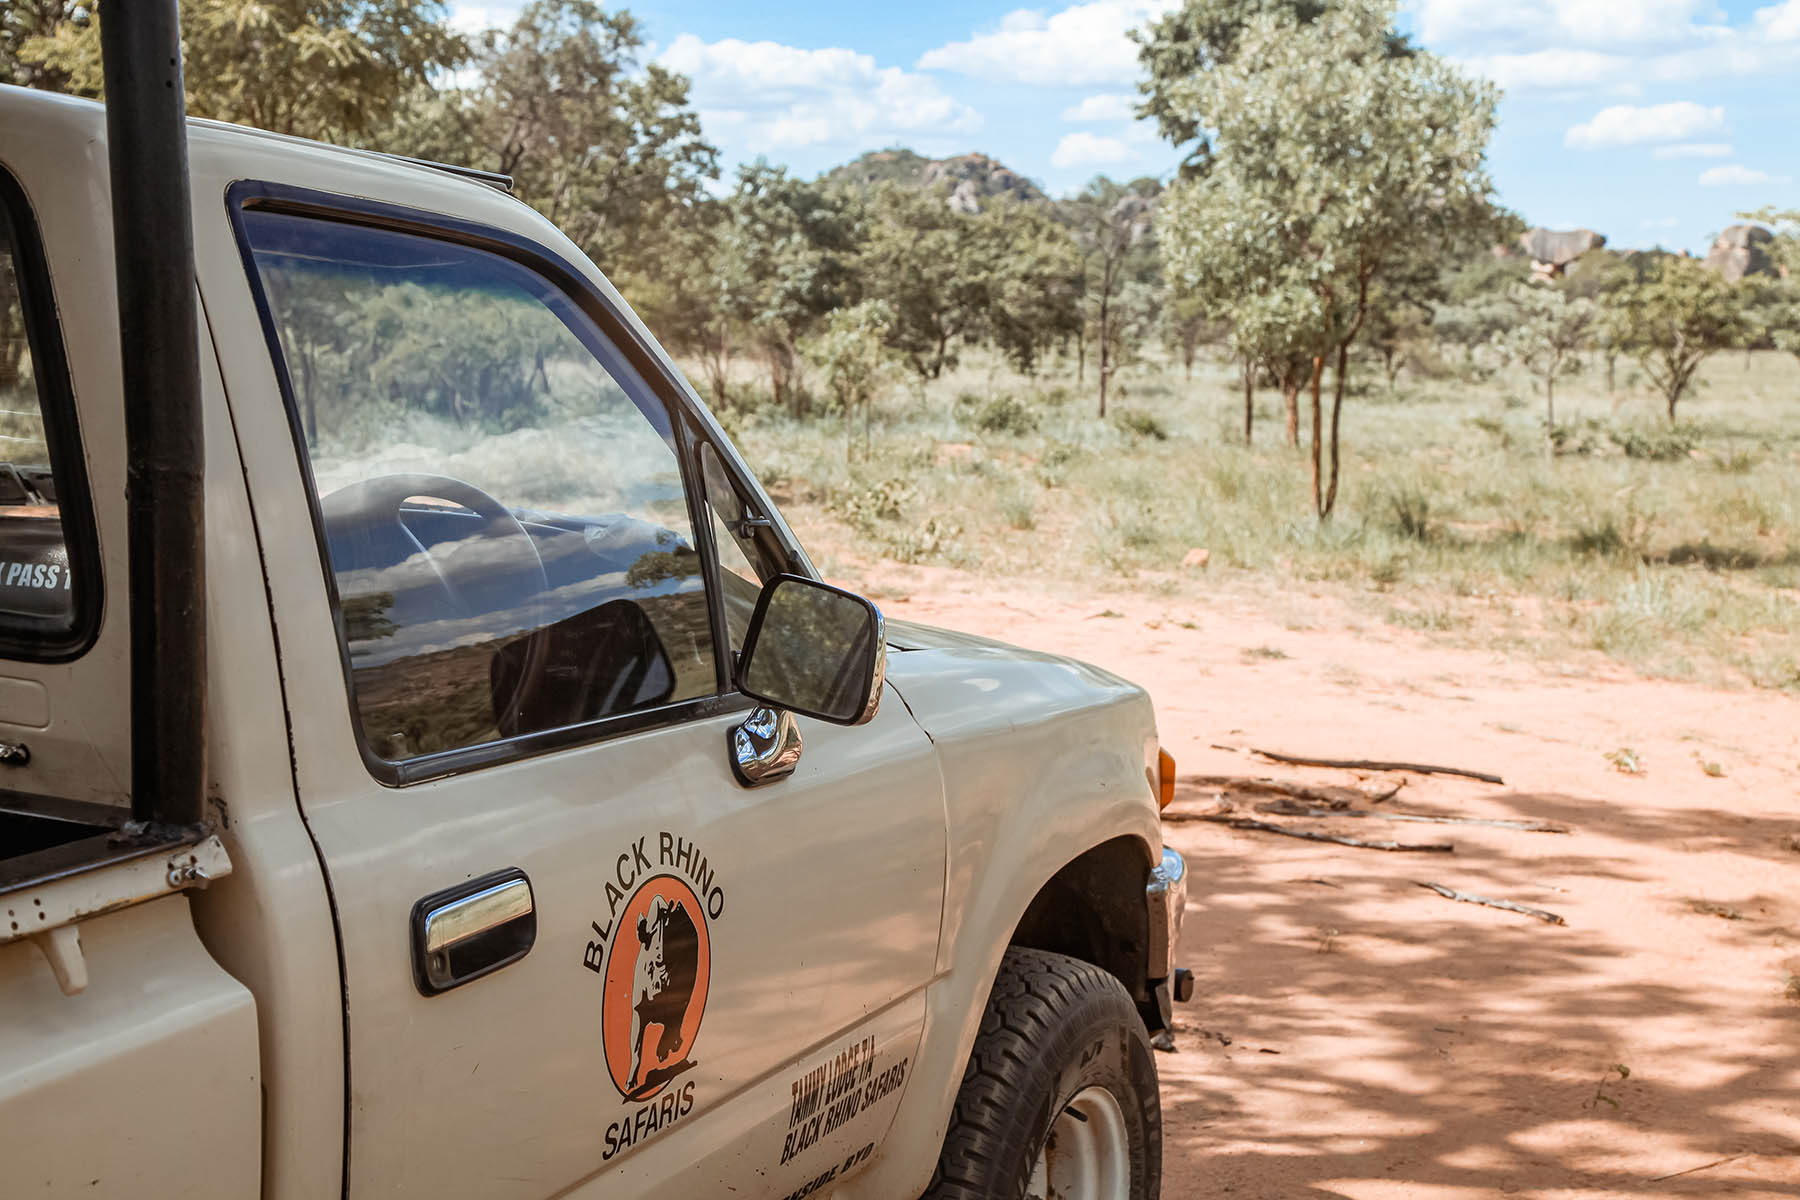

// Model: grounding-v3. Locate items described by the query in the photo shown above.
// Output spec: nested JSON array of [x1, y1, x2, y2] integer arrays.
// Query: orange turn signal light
[[1157, 749, 1176, 811]]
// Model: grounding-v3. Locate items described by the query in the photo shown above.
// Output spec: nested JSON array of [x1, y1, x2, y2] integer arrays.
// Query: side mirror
[[736, 574, 884, 726]]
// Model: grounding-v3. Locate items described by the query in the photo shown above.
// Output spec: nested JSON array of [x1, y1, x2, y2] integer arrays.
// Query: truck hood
[[885, 617, 1019, 654], [880, 618, 1152, 747]]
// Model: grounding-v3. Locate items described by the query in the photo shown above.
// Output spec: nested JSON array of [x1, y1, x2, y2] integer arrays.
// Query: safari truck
[[0, 10, 1189, 1199]]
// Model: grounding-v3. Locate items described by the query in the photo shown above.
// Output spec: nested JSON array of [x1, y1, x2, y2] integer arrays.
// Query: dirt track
[[872, 567, 1800, 1199]]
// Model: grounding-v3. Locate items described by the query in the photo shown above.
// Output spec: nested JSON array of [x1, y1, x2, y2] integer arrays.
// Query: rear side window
[[237, 206, 722, 771], [0, 171, 96, 659]]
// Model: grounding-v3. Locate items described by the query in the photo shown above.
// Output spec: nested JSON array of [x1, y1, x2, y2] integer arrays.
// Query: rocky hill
[[822, 149, 1047, 213]]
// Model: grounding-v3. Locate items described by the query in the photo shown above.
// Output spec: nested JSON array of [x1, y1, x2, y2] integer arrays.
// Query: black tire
[[925, 947, 1162, 1200]]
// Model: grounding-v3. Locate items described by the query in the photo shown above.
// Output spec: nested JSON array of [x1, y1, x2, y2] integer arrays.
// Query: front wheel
[[926, 947, 1162, 1200]]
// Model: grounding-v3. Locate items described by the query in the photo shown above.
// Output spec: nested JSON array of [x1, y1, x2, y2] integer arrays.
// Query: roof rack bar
[[378, 153, 515, 195], [100, 0, 208, 831]]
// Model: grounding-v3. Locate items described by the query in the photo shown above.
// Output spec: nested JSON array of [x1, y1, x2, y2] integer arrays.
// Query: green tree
[[1432, 254, 1530, 372], [629, 200, 741, 410], [857, 184, 997, 380], [1156, 0, 1498, 518], [1494, 284, 1595, 456], [2, 1, 77, 90], [983, 203, 1084, 377], [808, 301, 897, 460], [1064, 178, 1161, 416], [1229, 282, 1326, 446], [1358, 243, 1453, 392], [1133, 0, 1413, 179], [1161, 286, 1220, 382], [453, 1, 717, 282], [726, 163, 861, 413], [1603, 257, 1752, 422], [1562, 248, 1637, 394], [14, 0, 467, 142]]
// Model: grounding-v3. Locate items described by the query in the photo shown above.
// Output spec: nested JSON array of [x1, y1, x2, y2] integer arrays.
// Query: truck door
[[218, 191, 946, 1199]]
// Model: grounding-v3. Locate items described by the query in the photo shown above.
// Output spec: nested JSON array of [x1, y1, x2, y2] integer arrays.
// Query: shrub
[[1387, 489, 1437, 543], [999, 487, 1037, 530], [1610, 426, 1696, 461], [1549, 417, 1606, 456], [1114, 408, 1169, 440], [829, 477, 912, 533], [961, 392, 1040, 435]]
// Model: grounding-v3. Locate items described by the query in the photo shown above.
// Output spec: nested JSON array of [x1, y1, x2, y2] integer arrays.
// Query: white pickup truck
[[0, 77, 1189, 1200]]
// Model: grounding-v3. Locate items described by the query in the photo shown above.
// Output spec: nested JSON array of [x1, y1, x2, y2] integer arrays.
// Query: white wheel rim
[[1027, 1085, 1131, 1200]]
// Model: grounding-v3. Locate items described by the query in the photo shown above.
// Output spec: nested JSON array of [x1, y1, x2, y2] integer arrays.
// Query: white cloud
[[1050, 131, 1133, 168], [1698, 164, 1785, 186], [1415, 0, 1725, 46], [1062, 92, 1138, 122], [657, 35, 980, 152], [1454, 48, 1633, 90], [917, 1, 1179, 86], [1563, 101, 1722, 148], [1755, 0, 1800, 40], [448, 3, 518, 34], [1651, 141, 1732, 158], [1430, 1, 1800, 91]]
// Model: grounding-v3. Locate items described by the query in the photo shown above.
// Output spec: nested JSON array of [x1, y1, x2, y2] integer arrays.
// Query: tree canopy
[[1156, 0, 1499, 517], [11, 0, 466, 141]]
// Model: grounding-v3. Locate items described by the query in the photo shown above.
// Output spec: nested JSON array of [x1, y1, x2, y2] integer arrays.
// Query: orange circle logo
[[601, 874, 711, 1101]]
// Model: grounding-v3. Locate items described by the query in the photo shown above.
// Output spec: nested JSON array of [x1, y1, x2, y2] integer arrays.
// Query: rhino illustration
[[628, 895, 701, 1094]]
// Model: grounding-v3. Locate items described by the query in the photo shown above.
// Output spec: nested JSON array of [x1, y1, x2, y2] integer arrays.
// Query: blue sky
[[450, 1, 1800, 255]]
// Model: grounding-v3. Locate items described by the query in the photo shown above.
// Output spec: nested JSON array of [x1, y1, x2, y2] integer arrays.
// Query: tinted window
[[240, 210, 717, 764], [0, 180, 86, 652]]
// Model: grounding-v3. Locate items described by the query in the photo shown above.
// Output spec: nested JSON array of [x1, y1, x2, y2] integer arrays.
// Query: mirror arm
[[728, 706, 802, 787]]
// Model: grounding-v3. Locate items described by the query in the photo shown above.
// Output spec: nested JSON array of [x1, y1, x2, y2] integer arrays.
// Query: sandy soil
[[867, 564, 1800, 1199]]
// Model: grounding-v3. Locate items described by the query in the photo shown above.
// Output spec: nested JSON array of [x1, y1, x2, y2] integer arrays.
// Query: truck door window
[[0, 171, 95, 659], [238, 209, 719, 768]]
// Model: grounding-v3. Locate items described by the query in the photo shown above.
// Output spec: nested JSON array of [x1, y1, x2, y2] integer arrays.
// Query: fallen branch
[[1187, 774, 1400, 808], [1255, 798, 1568, 833], [1242, 748, 1504, 785], [1415, 881, 1565, 925], [1173, 813, 1454, 852], [1648, 1154, 1742, 1184]]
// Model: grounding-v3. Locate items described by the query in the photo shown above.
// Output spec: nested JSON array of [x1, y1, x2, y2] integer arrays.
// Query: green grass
[[702, 346, 1800, 693]]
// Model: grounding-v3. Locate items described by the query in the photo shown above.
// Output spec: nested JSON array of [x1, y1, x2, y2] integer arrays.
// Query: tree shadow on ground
[[1158, 777, 1800, 1197]]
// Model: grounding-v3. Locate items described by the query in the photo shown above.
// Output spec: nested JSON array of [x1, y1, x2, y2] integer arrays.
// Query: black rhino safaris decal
[[583, 833, 727, 1161]]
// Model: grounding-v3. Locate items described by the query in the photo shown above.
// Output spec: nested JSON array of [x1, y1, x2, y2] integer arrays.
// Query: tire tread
[[924, 947, 1154, 1200]]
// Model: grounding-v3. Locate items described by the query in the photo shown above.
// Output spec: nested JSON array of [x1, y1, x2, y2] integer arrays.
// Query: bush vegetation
[[717, 345, 1800, 693]]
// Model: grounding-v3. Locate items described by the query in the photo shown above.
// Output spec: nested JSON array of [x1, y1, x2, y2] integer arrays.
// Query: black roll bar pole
[[99, 1, 207, 829]]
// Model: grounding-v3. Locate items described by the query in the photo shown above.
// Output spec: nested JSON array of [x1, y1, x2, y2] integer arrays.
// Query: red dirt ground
[[875, 566, 1800, 1199]]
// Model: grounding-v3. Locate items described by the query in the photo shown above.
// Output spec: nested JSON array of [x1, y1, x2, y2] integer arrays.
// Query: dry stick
[[1415, 881, 1565, 925], [1243, 748, 1505, 786], [1173, 813, 1454, 853], [1187, 774, 1398, 807], [1648, 1154, 1743, 1184], [1255, 799, 1568, 833]]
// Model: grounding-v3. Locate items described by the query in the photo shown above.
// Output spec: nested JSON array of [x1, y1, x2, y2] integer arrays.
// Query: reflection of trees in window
[[263, 268, 583, 444], [624, 546, 701, 590], [341, 591, 399, 647]]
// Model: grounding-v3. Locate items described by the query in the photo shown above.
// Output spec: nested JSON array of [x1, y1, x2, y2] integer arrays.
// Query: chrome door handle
[[729, 705, 802, 786], [410, 868, 536, 996]]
